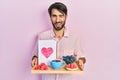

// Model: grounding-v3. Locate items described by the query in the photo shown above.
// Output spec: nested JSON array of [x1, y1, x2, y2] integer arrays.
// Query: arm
[[74, 37, 86, 70], [31, 44, 38, 67], [77, 57, 86, 70], [31, 55, 38, 67], [31, 36, 39, 67]]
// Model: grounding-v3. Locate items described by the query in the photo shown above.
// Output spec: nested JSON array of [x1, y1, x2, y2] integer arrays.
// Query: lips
[[55, 23, 62, 27]]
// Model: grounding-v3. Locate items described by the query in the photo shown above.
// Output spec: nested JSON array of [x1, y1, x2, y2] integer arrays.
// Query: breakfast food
[[34, 63, 48, 70], [63, 55, 78, 70], [62, 55, 76, 64], [65, 63, 78, 71]]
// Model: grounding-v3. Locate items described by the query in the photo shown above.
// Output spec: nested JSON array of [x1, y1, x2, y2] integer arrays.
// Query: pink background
[[0, 0, 120, 80]]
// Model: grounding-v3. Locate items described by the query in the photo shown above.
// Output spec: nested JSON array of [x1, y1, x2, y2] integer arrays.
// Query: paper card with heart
[[38, 40, 56, 65]]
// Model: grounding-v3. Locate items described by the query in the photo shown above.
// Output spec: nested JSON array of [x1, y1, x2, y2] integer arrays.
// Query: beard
[[52, 22, 66, 31]]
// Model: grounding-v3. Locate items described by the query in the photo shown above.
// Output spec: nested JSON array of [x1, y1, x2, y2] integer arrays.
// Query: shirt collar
[[50, 28, 69, 38]]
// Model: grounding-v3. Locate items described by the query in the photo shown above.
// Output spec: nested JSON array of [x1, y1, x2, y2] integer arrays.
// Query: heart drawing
[[41, 47, 53, 58]]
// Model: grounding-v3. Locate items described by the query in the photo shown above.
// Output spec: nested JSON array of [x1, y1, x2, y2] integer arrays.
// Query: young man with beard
[[32, 2, 86, 80]]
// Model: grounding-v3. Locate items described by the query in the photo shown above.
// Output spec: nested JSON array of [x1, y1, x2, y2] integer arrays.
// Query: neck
[[53, 28, 65, 39]]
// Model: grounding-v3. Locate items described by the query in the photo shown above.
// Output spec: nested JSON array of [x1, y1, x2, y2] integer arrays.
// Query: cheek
[[51, 18, 56, 23], [62, 18, 66, 22], [62, 20, 66, 24]]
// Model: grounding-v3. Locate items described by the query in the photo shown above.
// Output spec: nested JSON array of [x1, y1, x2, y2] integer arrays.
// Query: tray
[[31, 63, 84, 74]]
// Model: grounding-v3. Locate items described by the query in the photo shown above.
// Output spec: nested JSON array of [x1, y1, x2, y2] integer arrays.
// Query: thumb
[[78, 60, 84, 70]]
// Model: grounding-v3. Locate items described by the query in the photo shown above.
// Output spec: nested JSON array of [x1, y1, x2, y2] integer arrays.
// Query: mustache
[[55, 22, 62, 24]]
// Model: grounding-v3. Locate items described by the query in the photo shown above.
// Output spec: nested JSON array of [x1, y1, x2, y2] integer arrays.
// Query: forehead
[[51, 8, 65, 15]]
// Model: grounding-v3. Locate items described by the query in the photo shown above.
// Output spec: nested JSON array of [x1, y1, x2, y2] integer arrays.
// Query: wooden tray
[[31, 63, 84, 74]]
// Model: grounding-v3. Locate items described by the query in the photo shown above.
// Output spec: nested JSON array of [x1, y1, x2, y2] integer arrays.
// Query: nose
[[56, 16, 60, 22]]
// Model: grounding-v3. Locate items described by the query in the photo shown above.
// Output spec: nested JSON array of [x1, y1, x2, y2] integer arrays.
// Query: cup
[[50, 60, 64, 69]]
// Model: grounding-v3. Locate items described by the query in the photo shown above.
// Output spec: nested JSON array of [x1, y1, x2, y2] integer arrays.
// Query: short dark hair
[[48, 2, 67, 16]]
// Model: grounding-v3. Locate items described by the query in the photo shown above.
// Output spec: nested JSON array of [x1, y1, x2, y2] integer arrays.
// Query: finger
[[35, 58, 38, 65], [79, 64, 84, 71], [32, 58, 38, 67], [32, 59, 35, 67], [78, 60, 84, 70], [79, 60, 83, 65]]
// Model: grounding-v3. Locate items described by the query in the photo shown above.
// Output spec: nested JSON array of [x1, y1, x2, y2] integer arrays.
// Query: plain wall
[[0, 0, 120, 80]]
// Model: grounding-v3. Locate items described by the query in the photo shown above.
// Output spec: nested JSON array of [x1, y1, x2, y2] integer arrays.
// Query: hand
[[77, 57, 86, 70], [32, 56, 38, 67], [78, 59, 84, 71]]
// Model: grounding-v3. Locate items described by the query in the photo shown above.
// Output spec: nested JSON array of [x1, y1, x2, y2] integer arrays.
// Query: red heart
[[41, 47, 53, 58]]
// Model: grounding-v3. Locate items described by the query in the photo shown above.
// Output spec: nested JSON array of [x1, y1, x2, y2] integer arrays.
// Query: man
[[32, 2, 86, 80]]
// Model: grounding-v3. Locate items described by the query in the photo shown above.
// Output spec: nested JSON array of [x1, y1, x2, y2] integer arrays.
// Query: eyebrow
[[51, 14, 64, 16]]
